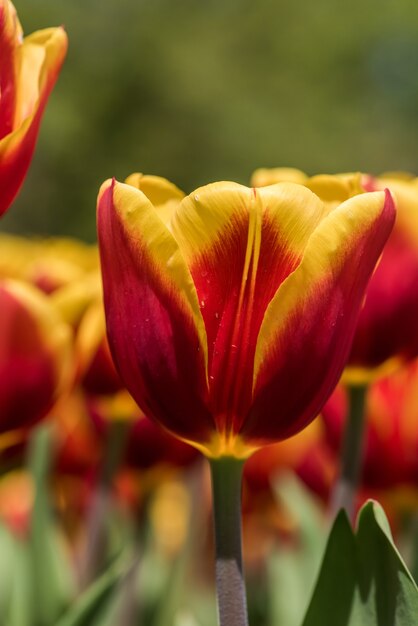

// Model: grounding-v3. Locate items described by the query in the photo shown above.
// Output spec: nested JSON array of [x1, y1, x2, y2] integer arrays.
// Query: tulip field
[[2, 1, 418, 625]]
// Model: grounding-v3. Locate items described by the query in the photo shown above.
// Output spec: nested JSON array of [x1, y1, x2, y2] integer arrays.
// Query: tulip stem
[[330, 383, 367, 521], [209, 457, 248, 626]]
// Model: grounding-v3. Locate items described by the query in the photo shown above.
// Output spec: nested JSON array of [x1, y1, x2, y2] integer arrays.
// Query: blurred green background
[[3, 0, 418, 241]]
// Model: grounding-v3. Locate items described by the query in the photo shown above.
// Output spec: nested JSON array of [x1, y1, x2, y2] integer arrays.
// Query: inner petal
[[172, 183, 326, 437]]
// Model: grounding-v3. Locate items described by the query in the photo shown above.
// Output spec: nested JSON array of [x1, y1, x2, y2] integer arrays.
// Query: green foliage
[[302, 501, 418, 626], [267, 473, 327, 626], [28, 426, 75, 625], [0, 426, 74, 626], [55, 556, 130, 626]]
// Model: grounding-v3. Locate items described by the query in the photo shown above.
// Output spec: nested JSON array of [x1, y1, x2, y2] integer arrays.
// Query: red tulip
[[98, 175, 394, 458], [0, 279, 72, 436], [0, 0, 67, 215]]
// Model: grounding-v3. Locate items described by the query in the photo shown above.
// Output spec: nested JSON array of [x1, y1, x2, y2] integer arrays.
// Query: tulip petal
[[0, 26, 68, 215], [0, 279, 72, 433], [172, 182, 328, 434], [251, 167, 308, 187], [0, 0, 23, 137], [244, 190, 395, 444], [97, 179, 213, 444], [347, 178, 418, 378], [125, 172, 185, 206]]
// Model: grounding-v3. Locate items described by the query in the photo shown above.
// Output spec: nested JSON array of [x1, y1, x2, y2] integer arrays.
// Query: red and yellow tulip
[[322, 359, 418, 489], [0, 0, 67, 215], [0, 279, 72, 439], [348, 175, 418, 382], [97, 175, 394, 458], [252, 168, 418, 383]]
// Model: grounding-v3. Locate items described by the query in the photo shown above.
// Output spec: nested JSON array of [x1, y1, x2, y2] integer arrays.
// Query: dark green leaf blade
[[302, 500, 418, 626]]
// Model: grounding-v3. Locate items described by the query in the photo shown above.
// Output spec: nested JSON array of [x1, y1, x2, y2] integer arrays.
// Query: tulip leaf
[[55, 555, 130, 626], [0, 524, 19, 622], [302, 500, 418, 626], [6, 538, 33, 626], [27, 424, 74, 625]]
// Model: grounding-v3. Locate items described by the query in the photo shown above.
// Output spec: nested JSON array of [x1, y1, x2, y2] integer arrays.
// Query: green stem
[[209, 457, 248, 626], [330, 384, 367, 521], [79, 419, 129, 589]]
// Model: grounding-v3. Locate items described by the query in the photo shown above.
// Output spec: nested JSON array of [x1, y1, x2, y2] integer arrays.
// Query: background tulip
[[0, 0, 67, 215], [347, 175, 418, 382], [252, 168, 418, 382], [322, 360, 418, 490], [0, 279, 72, 438]]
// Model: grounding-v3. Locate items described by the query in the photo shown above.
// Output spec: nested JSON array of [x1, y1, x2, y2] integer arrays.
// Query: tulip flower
[[0, 234, 98, 293], [244, 418, 334, 501], [75, 298, 124, 396], [98, 176, 394, 458], [322, 359, 418, 490], [0, 279, 72, 439], [98, 173, 394, 625], [251, 168, 418, 382], [348, 175, 418, 382], [250, 168, 418, 519], [88, 391, 198, 472], [0, 0, 68, 215]]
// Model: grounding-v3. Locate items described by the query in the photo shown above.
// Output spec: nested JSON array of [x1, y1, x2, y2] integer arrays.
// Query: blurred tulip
[[322, 359, 418, 490], [0, 279, 72, 437], [53, 390, 101, 477], [244, 418, 334, 500], [252, 168, 418, 383], [251, 167, 308, 186], [0, 234, 98, 293], [88, 391, 199, 472], [98, 174, 394, 458], [0, 470, 33, 538], [27, 238, 98, 294], [75, 299, 123, 396], [347, 175, 418, 382], [51, 271, 102, 331], [0, 0, 67, 215]]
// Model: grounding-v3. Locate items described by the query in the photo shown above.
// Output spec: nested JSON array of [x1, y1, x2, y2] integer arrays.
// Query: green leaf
[[0, 524, 20, 622], [302, 500, 418, 626], [6, 538, 33, 626], [55, 556, 130, 626], [27, 424, 74, 625]]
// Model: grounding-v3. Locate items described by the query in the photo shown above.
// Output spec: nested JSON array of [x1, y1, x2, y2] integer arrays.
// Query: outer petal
[[0, 26, 68, 215], [97, 179, 213, 445], [172, 182, 329, 442], [242, 190, 395, 445], [0, 279, 73, 434]]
